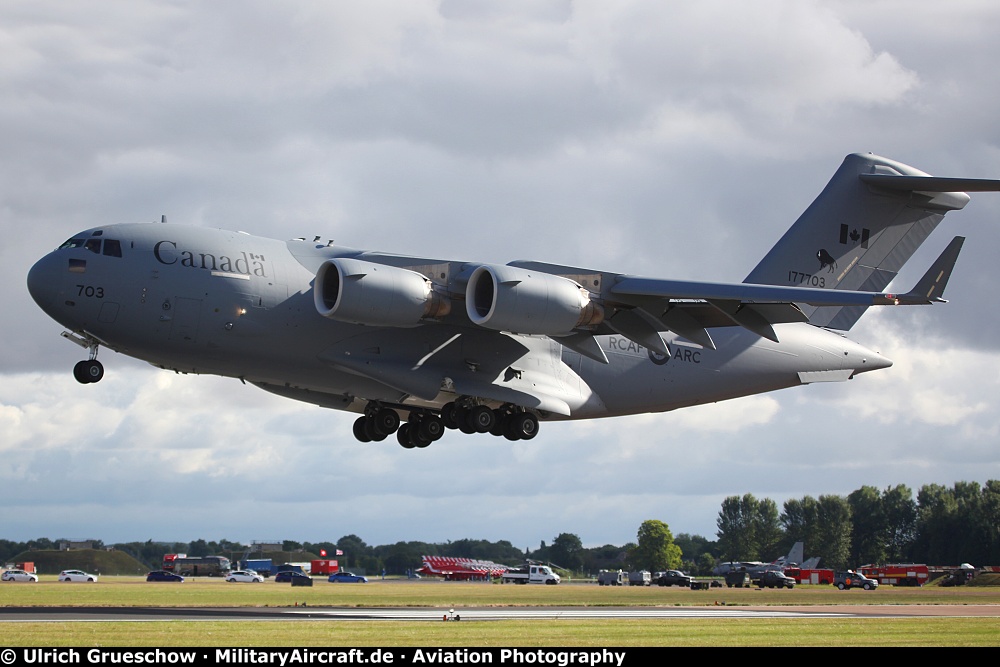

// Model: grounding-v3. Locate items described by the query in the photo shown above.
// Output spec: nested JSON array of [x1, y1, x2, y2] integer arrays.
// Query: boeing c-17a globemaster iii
[[26, 154, 1000, 448]]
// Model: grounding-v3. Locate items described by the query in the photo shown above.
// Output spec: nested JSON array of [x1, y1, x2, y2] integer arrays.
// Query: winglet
[[879, 236, 964, 305]]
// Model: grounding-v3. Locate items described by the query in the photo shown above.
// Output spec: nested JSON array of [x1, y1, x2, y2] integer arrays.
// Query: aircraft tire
[[512, 412, 539, 440], [489, 410, 506, 436], [74, 360, 104, 384], [469, 405, 495, 433], [440, 403, 459, 429], [456, 408, 477, 434], [364, 419, 388, 442], [419, 416, 444, 441], [373, 408, 400, 436], [353, 417, 372, 443], [397, 424, 416, 449]]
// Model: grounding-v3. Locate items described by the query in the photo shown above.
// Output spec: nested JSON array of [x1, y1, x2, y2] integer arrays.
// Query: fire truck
[[310, 559, 340, 575], [858, 563, 929, 586], [783, 567, 835, 585]]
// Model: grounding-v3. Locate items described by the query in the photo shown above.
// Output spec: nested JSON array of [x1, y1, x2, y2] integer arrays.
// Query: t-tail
[[745, 153, 1000, 330]]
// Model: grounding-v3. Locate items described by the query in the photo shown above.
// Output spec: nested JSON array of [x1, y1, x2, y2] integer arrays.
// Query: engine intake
[[314, 258, 449, 327], [466, 264, 603, 335]]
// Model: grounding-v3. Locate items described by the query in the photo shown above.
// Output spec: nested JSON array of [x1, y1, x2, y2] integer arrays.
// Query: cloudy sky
[[3, 1, 1000, 556]]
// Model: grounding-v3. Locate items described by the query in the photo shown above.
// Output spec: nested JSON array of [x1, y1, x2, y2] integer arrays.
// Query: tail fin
[[744, 153, 995, 330]]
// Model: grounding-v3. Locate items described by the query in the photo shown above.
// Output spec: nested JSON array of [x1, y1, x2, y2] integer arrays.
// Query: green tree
[[630, 520, 682, 571], [754, 498, 782, 560], [882, 484, 916, 562], [548, 533, 584, 572], [848, 486, 885, 566], [781, 496, 819, 558], [814, 495, 852, 570], [716, 494, 761, 561]]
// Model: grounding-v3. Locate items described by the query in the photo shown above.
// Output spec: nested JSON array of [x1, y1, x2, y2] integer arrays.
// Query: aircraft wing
[[511, 235, 963, 352]]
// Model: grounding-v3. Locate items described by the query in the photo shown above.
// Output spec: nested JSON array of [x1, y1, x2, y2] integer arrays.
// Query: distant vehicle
[[857, 564, 928, 587], [58, 570, 97, 583], [146, 570, 184, 582], [783, 567, 835, 585], [501, 564, 560, 585], [654, 570, 694, 587], [226, 570, 264, 583], [628, 571, 651, 586], [724, 570, 751, 588], [163, 554, 232, 577], [274, 571, 311, 583], [834, 571, 878, 590], [752, 570, 795, 589], [2, 569, 38, 582], [328, 571, 368, 583], [597, 570, 625, 586]]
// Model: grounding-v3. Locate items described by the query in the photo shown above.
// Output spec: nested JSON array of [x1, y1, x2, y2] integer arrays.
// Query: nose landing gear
[[62, 332, 104, 384], [73, 359, 104, 384]]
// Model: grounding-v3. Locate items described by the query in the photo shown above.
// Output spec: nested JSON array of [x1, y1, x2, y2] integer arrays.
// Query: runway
[[2, 605, 994, 622]]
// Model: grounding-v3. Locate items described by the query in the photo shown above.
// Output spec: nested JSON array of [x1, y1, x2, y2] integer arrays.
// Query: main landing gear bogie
[[353, 400, 540, 447]]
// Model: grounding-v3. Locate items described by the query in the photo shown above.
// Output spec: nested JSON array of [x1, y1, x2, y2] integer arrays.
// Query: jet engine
[[465, 264, 603, 335], [314, 258, 449, 327]]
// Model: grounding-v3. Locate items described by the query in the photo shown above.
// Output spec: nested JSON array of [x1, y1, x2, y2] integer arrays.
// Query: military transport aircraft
[[26, 153, 1000, 448]]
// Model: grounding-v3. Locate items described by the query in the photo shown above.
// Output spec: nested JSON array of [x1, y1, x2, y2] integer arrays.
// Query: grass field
[[1, 577, 998, 646]]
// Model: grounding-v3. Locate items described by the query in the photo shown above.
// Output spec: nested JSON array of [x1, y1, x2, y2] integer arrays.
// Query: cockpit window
[[103, 239, 122, 257], [58, 237, 124, 258]]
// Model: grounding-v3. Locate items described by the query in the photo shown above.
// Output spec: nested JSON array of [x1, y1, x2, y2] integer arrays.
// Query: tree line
[[715, 480, 1000, 571], [3, 480, 995, 576]]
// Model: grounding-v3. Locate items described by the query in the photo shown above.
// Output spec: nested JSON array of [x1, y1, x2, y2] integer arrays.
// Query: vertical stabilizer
[[744, 153, 971, 330]]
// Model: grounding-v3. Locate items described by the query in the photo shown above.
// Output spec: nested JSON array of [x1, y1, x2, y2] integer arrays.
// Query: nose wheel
[[63, 332, 105, 384], [73, 359, 104, 384]]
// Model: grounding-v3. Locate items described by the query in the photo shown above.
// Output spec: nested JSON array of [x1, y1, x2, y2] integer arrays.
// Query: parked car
[[274, 570, 311, 583], [752, 570, 795, 589], [58, 570, 98, 582], [2, 569, 38, 582], [328, 571, 368, 583], [146, 570, 184, 582], [834, 571, 879, 590], [654, 570, 694, 587], [225, 570, 264, 583]]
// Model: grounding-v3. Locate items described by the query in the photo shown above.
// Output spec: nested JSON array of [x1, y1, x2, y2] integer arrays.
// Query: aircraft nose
[[27, 252, 61, 312]]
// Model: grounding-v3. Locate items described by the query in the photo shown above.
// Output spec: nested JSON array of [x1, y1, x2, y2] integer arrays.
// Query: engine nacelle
[[314, 258, 449, 327], [465, 264, 603, 335]]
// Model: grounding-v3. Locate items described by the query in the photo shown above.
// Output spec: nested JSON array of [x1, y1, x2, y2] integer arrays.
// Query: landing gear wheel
[[364, 418, 388, 442], [73, 360, 104, 384], [372, 408, 400, 437], [456, 408, 476, 434], [440, 402, 459, 430], [469, 405, 495, 433], [513, 412, 539, 440], [419, 415, 444, 442], [397, 424, 416, 449], [353, 417, 372, 443]]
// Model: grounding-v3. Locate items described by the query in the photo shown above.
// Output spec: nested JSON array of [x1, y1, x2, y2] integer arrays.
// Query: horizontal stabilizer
[[860, 174, 1000, 192]]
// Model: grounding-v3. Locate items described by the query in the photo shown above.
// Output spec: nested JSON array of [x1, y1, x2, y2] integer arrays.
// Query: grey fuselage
[[27, 223, 891, 422]]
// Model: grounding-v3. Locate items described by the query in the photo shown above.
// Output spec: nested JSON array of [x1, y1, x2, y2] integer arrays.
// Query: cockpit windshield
[[58, 237, 123, 257]]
